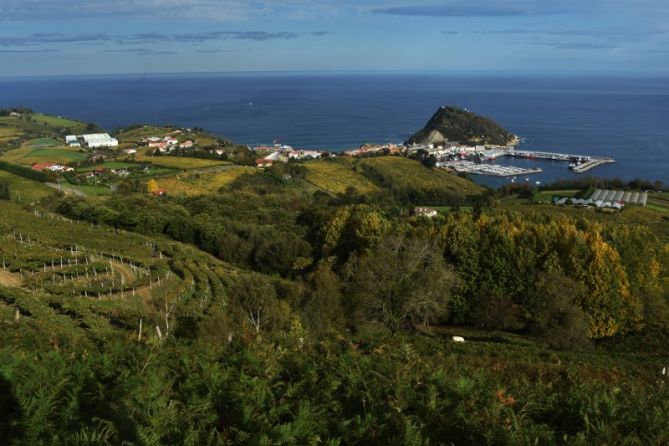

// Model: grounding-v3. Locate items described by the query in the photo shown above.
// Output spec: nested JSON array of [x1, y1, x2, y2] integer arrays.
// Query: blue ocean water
[[1, 72, 668, 187]]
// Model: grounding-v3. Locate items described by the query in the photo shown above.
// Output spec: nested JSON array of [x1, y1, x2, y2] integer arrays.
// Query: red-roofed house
[[31, 162, 56, 172]]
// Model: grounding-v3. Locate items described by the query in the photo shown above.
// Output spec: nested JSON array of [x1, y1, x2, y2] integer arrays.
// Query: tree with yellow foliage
[[146, 179, 159, 194]]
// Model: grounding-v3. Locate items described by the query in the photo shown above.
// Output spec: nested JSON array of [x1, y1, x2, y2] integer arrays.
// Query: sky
[[1, 0, 668, 76]]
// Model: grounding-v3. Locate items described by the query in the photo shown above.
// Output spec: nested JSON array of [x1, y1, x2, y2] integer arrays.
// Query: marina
[[439, 148, 615, 177], [506, 150, 615, 173], [440, 160, 543, 177]]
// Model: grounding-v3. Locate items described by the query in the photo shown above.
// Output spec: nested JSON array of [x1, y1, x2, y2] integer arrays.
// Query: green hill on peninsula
[[406, 106, 516, 146]]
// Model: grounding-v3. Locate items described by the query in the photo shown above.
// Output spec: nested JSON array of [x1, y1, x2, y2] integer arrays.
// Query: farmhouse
[[148, 136, 179, 152], [255, 158, 274, 169], [81, 133, 119, 148], [31, 162, 74, 173], [288, 150, 322, 160], [413, 207, 438, 218]]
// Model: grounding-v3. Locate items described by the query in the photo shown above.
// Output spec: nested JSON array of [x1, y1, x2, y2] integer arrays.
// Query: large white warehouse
[[81, 133, 118, 148]]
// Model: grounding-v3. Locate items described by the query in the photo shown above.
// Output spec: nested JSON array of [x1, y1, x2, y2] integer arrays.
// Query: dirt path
[[111, 261, 136, 283], [46, 183, 86, 197]]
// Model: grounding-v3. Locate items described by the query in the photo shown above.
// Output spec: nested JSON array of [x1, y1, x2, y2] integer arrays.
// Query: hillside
[[360, 156, 483, 196], [406, 106, 516, 146], [1, 110, 669, 443], [2, 192, 669, 443]]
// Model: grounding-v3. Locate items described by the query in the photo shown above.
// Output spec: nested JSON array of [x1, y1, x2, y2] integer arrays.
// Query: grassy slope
[[304, 158, 379, 194], [116, 126, 219, 147], [0, 126, 22, 145], [29, 113, 88, 133], [361, 156, 483, 195], [0, 198, 667, 443], [134, 149, 228, 169], [0, 171, 55, 203], [0, 200, 239, 343], [156, 166, 257, 196], [1, 144, 87, 166]]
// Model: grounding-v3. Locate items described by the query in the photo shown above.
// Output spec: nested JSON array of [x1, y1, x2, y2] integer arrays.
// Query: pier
[[570, 158, 615, 173], [495, 149, 615, 174]]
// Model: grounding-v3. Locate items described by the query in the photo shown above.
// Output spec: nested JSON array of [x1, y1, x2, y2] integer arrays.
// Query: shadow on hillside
[[0, 375, 24, 441]]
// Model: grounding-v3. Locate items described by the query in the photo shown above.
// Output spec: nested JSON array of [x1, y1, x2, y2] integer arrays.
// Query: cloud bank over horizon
[[0, 0, 667, 76]]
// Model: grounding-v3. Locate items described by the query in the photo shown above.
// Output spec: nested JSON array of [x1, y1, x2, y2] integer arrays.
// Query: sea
[[1, 72, 668, 188]]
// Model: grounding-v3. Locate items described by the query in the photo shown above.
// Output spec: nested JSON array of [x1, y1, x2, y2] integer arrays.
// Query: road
[[46, 182, 87, 197]]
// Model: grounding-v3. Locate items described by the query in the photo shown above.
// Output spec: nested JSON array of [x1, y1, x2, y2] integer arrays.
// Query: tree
[[352, 235, 458, 333], [146, 179, 159, 194], [301, 260, 345, 335], [527, 272, 590, 349], [0, 180, 10, 200], [323, 205, 389, 259], [229, 275, 288, 337], [470, 292, 523, 332]]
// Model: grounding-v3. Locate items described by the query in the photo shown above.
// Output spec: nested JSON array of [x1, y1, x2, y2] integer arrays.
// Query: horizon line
[[2, 68, 669, 81]]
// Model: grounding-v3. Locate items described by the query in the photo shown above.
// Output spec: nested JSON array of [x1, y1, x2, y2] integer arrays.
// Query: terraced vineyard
[[304, 158, 379, 194], [156, 166, 256, 196], [0, 201, 246, 346], [360, 156, 483, 195], [0, 126, 22, 145]]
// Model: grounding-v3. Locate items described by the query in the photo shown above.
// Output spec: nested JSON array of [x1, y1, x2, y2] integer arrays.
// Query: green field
[[27, 137, 60, 148], [535, 189, 580, 201], [77, 161, 139, 173], [430, 205, 474, 213], [135, 151, 229, 170], [648, 192, 669, 213], [70, 184, 113, 196], [0, 171, 55, 203], [305, 159, 379, 194], [360, 156, 484, 195], [1, 146, 88, 166], [29, 148, 87, 160], [116, 125, 175, 144], [0, 126, 22, 144], [116, 125, 221, 148], [29, 113, 88, 132]]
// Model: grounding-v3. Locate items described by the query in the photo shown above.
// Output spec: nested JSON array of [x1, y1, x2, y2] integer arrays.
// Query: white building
[[65, 135, 81, 147], [81, 133, 119, 148]]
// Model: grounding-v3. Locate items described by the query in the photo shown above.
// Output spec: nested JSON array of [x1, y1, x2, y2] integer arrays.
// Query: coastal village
[[23, 125, 630, 210], [2, 108, 659, 216]]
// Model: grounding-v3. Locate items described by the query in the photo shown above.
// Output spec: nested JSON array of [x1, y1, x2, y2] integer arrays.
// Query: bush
[[0, 161, 49, 183], [528, 272, 591, 350], [470, 292, 524, 331], [0, 180, 10, 200]]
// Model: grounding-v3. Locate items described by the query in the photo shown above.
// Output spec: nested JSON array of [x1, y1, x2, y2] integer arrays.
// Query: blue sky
[[1, 0, 668, 76]]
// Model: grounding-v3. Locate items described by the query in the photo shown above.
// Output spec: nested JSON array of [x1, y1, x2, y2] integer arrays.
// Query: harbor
[[439, 148, 615, 177], [440, 160, 543, 177], [507, 150, 615, 173]]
